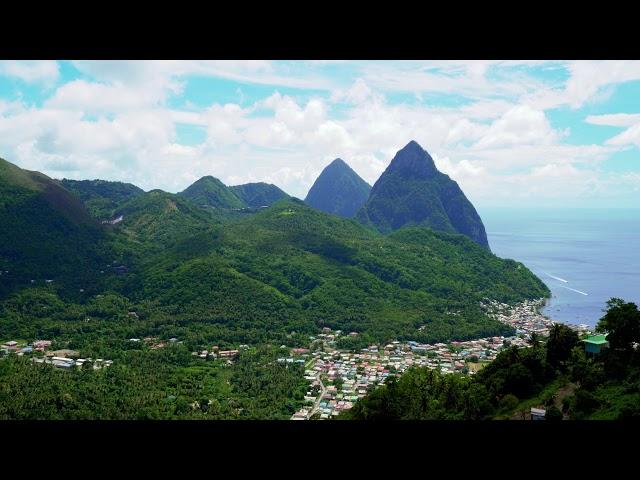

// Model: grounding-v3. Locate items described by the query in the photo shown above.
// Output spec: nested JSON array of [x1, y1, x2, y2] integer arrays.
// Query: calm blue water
[[481, 208, 640, 327]]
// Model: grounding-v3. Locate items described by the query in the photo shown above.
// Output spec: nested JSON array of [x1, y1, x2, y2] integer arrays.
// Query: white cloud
[[564, 61, 640, 109], [606, 124, 640, 147], [473, 105, 561, 149], [523, 61, 640, 110], [0, 61, 59, 85], [1, 60, 639, 206], [72, 60, 332, 92], [360, 60, 547, 102], [444, 119, 488, 146], [585, 113, 640, 127], [330, 79, 380, 105], [46, 79, 166, 113]]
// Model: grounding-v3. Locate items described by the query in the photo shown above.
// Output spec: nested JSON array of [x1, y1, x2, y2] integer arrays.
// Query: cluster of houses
[[291, 334, 529, 420], [2, 339, 52, 356], [484, 299, 591, 337], [1, 339, 113, 370], [191, 345, 248, 363], [129, 336, 183, 349], [292, 300, 598, 420], [32, 356, 113, 370]]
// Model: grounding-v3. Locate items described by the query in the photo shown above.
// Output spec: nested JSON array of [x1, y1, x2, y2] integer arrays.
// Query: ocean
[[481, 208, 640, 327]]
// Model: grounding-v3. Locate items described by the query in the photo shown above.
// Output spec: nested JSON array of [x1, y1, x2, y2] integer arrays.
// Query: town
[[1, 299, 595, 420], [290, 299, 592, 420]]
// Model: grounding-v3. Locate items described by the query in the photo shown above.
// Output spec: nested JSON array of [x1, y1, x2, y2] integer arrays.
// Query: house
[[583, 334, 609, 355], [49, 349, 79, 358], [219, 350, 239, 358], [33, 340, 52, 350], [531, 407, 546, 420]]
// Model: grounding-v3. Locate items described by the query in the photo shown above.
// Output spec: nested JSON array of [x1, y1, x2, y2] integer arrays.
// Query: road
[[307, 373, 327, 419]]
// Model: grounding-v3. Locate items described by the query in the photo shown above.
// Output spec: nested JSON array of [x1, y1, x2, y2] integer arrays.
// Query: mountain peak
[[356, 142, 490, 249], [194, 175, 224, 185], [179, 175, 245, 209], [305, 158, 371, 218], [328, 158, 348, 168], [387, 140, 438, 179], [230, 182, 290, 208]]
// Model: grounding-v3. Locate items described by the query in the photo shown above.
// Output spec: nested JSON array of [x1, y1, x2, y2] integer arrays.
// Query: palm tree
[[528, 332, 541, 349]]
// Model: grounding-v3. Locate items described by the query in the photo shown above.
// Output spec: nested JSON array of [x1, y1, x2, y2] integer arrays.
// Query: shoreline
[[484, 297, 592, 337]]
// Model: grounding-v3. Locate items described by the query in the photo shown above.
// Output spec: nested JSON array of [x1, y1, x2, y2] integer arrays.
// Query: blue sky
[[0, 60, 638, 208]]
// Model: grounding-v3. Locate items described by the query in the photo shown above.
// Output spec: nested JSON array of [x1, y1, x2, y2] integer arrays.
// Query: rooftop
[[583, 334, 608, 345]]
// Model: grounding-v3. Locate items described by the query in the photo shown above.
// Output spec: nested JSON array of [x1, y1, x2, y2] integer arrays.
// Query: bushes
[[545, 406, 563, 421]]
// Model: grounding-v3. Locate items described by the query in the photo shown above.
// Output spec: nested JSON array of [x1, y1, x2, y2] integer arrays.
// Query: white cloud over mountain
[[0, 60, 638, 207]]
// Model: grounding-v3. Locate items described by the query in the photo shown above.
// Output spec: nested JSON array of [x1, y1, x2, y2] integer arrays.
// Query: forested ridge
[[0, 156, 551, 419]]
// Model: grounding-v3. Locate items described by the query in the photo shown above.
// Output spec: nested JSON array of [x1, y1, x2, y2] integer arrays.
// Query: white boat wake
[[559, 285, 588, 296], [543, 271, 568, 283]]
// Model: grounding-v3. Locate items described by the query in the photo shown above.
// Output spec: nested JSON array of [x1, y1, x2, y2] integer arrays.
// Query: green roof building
[[583, 334, 609, 355]]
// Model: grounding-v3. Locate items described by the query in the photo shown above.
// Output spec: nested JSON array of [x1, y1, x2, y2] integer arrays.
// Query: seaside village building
[[583, 334, 609, 356], [530, 408, 546, 420]]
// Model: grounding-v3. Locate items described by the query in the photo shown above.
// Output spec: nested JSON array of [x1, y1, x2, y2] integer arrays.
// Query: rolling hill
[[230, 182, 290, 208], [60, 178, 144, 219], [179, 176, 246, 209]]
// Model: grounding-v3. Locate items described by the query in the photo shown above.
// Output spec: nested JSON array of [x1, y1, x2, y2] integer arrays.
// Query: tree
[[334, 376, 344, 390], [596, 298, 640, 353], [498, 393, 519, 412], [528, 332, 541, 349], [546, 324, 579, 371], [545, 405, 563, 421]]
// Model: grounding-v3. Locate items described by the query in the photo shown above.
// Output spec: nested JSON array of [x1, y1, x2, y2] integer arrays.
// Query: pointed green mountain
[[305, 158, 371, 218], [179, 175, 246, 209], [356, 141, 490, 249]]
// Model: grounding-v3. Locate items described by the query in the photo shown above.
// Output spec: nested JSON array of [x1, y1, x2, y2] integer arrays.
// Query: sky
[[0, 60, 639, 208]]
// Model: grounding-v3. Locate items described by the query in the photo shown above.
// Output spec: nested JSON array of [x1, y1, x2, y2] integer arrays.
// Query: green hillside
[[230, 182, 290, 207], [179, 176, 246, 209], [60, 178, 144, 219], [0, 158, 110, 299], [111, 198, 549, 345]]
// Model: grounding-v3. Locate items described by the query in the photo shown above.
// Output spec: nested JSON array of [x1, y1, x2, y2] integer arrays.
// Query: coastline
[[485, 297, 592, 338]]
